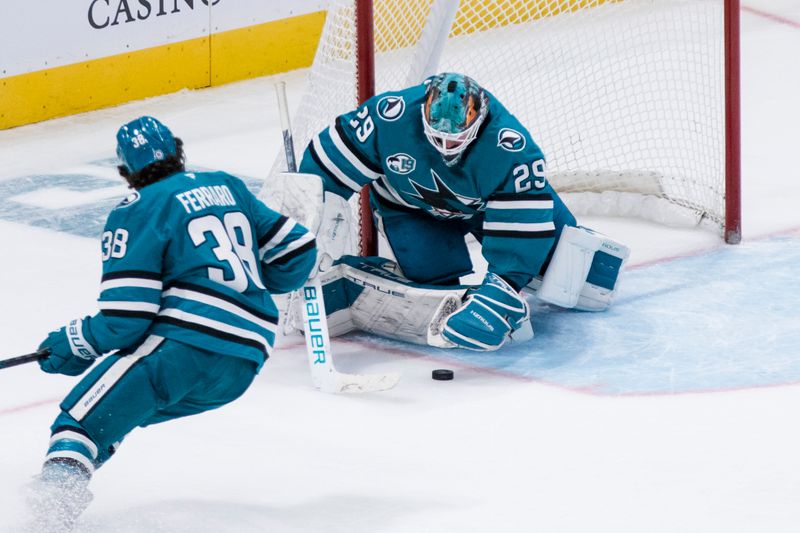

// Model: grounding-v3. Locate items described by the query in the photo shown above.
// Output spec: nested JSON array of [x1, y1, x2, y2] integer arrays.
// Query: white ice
[[2, 1, 800, 531]]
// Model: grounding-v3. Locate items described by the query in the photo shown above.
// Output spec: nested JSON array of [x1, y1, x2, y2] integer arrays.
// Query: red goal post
[[269, 0, 742, 255]]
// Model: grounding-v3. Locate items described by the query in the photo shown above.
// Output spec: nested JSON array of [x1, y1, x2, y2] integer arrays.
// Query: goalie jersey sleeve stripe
[[482, 191, 559, 289], [310, 134, 365, 193], [330, 117, 383, 175], [330, 120, 383, 179], [485, 193, 555, 232], [482, 223, 556, 238]]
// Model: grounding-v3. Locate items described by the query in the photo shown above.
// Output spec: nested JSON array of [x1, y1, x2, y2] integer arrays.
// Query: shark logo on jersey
[[116, 190, 141, 209], [409, 170, 484, 220], [386, 153, 416, 175], [497, 128, 526, 152], [377, 96, 405, 122]]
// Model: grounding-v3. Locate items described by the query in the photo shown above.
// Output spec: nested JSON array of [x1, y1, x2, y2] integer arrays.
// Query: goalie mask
[[421, 73, 488, 166]]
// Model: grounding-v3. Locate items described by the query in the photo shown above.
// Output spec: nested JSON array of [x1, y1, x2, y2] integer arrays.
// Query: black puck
[[432, 369, 454, 381]]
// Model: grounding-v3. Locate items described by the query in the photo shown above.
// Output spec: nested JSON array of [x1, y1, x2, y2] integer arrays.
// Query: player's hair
[[118, 137, 186, 189]]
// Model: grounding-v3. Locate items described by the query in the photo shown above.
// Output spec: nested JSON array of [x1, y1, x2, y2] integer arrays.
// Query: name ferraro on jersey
[[175, 185, 237, 213]]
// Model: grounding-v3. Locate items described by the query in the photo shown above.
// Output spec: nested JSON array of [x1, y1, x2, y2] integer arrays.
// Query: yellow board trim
[[211, 11, 326, 86], [0, 11, 326, 130], [0, 39, 210, 130]]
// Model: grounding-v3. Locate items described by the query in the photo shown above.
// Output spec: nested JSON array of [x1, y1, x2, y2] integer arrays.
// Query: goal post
[[264, 0, 742, 251], [724, 0, 741, 244], [356, 0, 378, 255]]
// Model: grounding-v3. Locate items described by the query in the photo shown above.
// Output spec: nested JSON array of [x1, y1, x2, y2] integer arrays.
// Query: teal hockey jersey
[[78, 171, 315, 368], [299, 78, 576, 290]]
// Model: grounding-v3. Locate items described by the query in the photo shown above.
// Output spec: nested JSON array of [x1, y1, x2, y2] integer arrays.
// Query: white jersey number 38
[[188, 212, 266, 292], [101, 229, 129, 260]]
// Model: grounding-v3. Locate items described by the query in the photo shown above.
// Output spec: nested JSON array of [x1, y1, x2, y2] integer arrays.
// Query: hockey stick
[[0, 348, 50, 370], [274, 82, 400, 393]]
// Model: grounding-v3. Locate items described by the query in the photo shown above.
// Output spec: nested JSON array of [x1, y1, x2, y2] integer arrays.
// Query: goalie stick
[[274, 82, 400, 393]]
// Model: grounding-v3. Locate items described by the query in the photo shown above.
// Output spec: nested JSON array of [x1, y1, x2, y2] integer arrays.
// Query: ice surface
[[2, 2, 800, 532]]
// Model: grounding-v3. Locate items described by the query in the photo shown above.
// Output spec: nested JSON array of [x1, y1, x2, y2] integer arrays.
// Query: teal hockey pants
[[49, 335, 258, 467]]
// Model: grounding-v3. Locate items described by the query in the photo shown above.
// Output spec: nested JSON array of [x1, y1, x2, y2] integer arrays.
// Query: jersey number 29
[[188, 212, 265, 292], [513, 160, 547, 193]]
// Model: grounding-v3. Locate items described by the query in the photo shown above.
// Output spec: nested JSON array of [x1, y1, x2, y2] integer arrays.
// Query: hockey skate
[[26, 462, 93, 533]]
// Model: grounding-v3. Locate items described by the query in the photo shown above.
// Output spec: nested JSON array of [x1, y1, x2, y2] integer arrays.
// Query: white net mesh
[[266, 0, 728, 238]]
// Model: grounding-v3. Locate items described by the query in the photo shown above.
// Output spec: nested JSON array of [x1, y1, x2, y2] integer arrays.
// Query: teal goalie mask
[[421, 73, 488, 166]]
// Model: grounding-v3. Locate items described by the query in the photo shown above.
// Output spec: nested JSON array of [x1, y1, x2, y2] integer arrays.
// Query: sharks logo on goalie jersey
[[409, 170, 484, 219]]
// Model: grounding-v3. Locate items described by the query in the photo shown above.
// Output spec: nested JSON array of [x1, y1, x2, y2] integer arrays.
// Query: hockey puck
[[432, 369, 454, 381]]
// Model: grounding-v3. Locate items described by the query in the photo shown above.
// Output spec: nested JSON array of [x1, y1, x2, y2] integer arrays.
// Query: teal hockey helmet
[[421, 73, 488, 165], [116, 116, 178, 174]]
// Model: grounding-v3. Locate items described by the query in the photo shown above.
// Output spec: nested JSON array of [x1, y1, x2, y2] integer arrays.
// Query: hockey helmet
[[116, 116, 177, 174], [421, 73, 488, 165]]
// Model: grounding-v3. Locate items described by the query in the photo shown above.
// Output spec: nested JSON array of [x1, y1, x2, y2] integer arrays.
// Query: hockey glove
[[442, 273, 530, 351], [38, 319, 100, 376]]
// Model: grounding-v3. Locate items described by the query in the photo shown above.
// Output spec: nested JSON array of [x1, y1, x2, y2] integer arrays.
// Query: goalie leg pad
[[534, 226, 630, 311], [312, 255, 468, 347]]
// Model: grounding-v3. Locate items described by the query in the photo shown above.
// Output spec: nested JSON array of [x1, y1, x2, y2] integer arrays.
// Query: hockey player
[[281, 72, 628, 351], [29, 116, 316, 531]]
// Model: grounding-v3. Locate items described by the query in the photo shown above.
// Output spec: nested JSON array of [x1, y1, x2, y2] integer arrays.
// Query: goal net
[[262, 0, 740, 253]]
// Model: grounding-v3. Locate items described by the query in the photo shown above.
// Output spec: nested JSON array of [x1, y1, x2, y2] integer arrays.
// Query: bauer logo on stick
[[497, 128, 526, 152], [377, 96, 406, 121]]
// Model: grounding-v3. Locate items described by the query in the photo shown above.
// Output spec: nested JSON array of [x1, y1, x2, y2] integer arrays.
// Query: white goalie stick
[[274, 82, 401, 393]]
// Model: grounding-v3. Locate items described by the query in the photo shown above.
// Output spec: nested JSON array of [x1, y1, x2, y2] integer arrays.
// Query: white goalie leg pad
[[308, 257, 468, 347], [535, 226, 630, 311]]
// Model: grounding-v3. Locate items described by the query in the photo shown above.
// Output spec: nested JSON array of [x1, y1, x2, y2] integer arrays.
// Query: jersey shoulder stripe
[[308, 139, 363, 193], [333, 118, 384, 175]]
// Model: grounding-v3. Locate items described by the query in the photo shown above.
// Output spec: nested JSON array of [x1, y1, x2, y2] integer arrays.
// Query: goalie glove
[[442, 273, 530, 351]]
